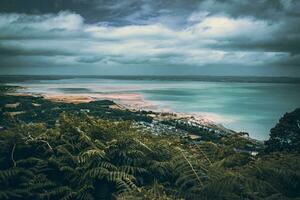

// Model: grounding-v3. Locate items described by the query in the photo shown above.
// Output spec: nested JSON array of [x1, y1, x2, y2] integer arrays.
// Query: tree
[[265, 108, 300, 152]]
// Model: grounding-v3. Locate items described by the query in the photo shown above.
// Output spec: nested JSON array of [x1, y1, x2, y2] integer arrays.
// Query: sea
[[3, 75, 300, 140]]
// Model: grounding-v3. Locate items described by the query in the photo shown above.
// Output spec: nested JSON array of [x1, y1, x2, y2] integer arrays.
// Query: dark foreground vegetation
[[0, 85, 299, 200]]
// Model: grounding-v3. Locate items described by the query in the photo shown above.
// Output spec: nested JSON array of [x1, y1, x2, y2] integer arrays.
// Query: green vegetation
[[0, 88, 152, 129], [0, 85, 299, 199], [265, 108, 300, 153]]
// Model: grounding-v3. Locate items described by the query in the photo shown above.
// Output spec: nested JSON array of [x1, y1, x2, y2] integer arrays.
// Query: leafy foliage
[[265, 108, 300, 152], [0, 88, 299, 199]]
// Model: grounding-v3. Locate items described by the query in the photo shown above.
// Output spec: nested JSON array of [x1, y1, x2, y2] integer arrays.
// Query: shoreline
[[6, 89, 237, 136]]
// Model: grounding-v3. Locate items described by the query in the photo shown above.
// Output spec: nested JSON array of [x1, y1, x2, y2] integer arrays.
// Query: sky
[[0, 0, 300, 76]]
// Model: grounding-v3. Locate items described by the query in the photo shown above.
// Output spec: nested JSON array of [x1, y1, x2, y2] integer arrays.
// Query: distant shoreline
[[1, 75, 300, 84]]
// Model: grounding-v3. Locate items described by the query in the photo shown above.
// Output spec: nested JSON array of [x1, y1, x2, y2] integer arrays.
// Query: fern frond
[[98, 161, 118, 170], [0, 190, 25, 199], [119, 165, 147, 175], [38, 186, 72, 200], [107, 171, 135, 182], [76, 184, 94, 200], [115, 178, 137, 194], [84, 167, 109, 180], [0, 169, 20, 182], [78, 148, 105, 164]]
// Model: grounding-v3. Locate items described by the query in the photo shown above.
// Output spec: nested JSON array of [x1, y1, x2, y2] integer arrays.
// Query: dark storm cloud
[[0, 0, 199, 25], [1, 0, 299, 24], [0, 0, 299, 76], [0, 42, 76, 56], [76, 56, 103, 63], [200, 0, 300, 20], [198, 0, 300, 55]]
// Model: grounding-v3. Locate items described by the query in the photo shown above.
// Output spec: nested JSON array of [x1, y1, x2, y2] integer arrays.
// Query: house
[[189, 134, 201, 140], [80, 109, 90, 113]]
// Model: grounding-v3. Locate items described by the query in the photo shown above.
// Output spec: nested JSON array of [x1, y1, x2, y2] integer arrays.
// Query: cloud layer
[[0, 0, 299, 76]]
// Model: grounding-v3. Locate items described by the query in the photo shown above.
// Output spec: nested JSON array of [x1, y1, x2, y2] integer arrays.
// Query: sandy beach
[[42, 93, 158, 110], [7, 91, 158, 110], [7, 90, 234, 134]]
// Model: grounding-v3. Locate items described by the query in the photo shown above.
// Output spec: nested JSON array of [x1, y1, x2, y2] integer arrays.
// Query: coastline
[[4, 77, 300, 141], [6, 88, 237, 136]]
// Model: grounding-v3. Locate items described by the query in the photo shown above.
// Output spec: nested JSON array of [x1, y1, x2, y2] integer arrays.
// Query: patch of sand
[[5, 93, 33, 97], [41, 93, 158, 110], [5, 103, 20, 108], [44, 95, 94, 104], [4, 111, 25, 116]]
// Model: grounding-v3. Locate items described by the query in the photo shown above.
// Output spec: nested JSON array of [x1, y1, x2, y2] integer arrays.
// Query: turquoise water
[[13, 77, 300, 140]]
